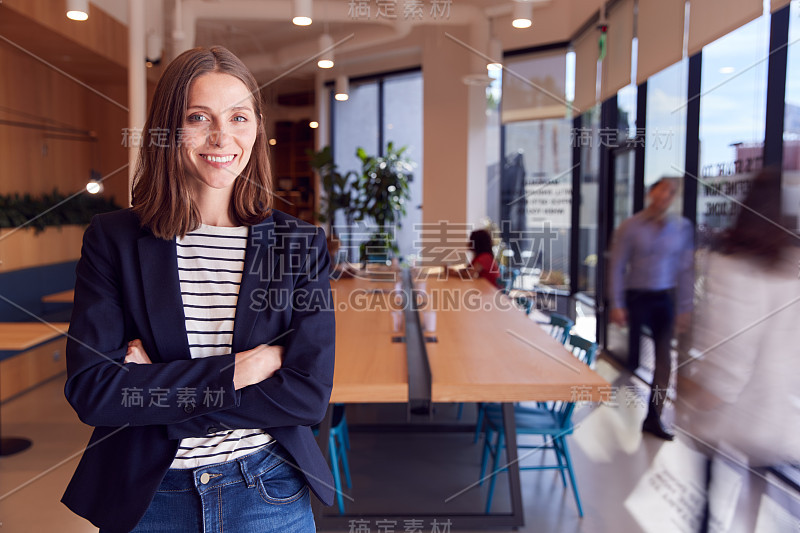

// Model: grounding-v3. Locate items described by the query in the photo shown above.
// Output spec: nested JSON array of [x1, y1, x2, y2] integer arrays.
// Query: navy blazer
[[61, 208, 335, 533]]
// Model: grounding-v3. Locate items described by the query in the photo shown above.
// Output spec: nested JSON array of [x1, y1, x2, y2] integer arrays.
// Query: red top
[[471, 252, 500, 287]]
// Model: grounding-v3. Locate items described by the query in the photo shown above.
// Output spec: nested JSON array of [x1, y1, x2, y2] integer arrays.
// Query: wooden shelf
[[272, 120, 316, 223]]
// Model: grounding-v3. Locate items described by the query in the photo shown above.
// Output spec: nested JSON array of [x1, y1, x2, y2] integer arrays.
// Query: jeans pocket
[[256, 459, 308, 505]]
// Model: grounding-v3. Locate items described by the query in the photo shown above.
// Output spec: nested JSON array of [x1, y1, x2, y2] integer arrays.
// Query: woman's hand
[[125, 339, 152, 364], [233, 344, 284, 390]]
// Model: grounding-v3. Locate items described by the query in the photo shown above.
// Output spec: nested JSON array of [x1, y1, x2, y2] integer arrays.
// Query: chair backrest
[[554, 400, 576, 427], [568, 334, 598, 367], [496, 265, 519, 294], [548, 313, 574, 345]]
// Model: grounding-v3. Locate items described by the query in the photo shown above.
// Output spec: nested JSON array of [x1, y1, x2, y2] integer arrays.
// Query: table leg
[[0, 380, 32, 456], [501, 402, 525, 527]]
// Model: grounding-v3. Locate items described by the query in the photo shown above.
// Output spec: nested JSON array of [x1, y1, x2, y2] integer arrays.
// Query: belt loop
[[239, 457, 255, 488]]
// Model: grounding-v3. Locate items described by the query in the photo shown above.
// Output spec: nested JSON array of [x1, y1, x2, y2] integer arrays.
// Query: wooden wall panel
[[0, 226, 85, 273], [90, 82, 130, 207], [1, 0, 127, 69], [0, 42, 93, 196]]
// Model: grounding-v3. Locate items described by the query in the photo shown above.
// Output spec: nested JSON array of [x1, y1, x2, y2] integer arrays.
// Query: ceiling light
[[487, 38, 503, 71], [719, 66, 735, 74], [292, 0, 312, 26], [146, 31, 163, 67], [335, 76, 349, 101], [86, 179, 103, 194], [66, 0, 89, 21], [512, 1, 533, 29], [269, 138, 277, 146], [318, 34, 334, 69], [309, 121, 319, 129]]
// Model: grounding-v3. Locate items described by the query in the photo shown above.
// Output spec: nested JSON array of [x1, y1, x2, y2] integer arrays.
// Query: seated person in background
[[466, 229, 500, 286], [327, 234, 357, 280]]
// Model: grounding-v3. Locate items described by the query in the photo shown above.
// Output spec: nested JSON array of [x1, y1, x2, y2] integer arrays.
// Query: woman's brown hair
[[131, 46, 272, 239]]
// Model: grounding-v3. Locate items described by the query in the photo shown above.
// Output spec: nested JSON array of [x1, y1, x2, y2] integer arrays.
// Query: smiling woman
[[181, 73, 258, 214], [60, 46, 335, 533]]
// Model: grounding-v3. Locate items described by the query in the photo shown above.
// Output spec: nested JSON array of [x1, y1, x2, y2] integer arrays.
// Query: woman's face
[[180, 72, 258, 195]]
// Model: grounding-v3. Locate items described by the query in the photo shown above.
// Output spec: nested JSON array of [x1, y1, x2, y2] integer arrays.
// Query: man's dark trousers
[[625, 288, 675, 421]]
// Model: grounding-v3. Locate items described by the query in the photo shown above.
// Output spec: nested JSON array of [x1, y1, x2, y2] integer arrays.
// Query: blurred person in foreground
[[677, 168, 800, 527], [609, 177, 694, 440]]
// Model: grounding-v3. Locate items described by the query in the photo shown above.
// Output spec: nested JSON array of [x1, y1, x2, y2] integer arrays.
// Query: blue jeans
[[104, 442, 315, 533]]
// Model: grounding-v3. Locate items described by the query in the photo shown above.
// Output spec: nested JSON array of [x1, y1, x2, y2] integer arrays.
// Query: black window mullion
[[683, 52, 702, 225], [378, 78, 385, 156], [633, 80, 647, 213], [569, 115, 581, 300], [764, 4, 790, 171]]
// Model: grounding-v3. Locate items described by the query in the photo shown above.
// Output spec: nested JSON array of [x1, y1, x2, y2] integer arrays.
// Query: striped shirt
[[169, 223, 273, 469]]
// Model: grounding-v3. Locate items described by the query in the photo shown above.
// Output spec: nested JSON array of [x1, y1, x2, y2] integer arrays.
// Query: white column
[[128, 0, 147, 205]]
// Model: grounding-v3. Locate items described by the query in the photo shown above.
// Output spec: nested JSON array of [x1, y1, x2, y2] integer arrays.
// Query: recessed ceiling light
[[292, 0, 312, 26], [318, 34, 334, 68], [335, 76, 349, 101], [66, 0, 89, 21], [512, 1, 532, 29]]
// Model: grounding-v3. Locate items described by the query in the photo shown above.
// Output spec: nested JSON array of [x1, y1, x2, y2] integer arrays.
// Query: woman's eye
[[233, 115, 247, 122], [187, 114, 207, 122]]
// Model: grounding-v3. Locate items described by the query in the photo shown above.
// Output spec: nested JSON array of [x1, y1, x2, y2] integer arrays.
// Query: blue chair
[[477, 336, 598, 516], [496, 265, 520, 294], [547, 313, 574, 345], [567, 333, 598, 367], [472, 319, 579, 443], [313, 405, 351, 514], [479, 401, 583, 516]]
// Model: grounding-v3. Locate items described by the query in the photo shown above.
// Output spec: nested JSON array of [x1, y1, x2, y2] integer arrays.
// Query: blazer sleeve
[[166, 227, 335, 439], [64, 215, 241, 428]]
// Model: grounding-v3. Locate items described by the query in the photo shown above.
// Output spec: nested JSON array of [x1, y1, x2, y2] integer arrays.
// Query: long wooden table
[[423, 276, 607, 403], [316, 272, 609, 529], [329, 276, 408, 403], [41, 290, 74, 304], [0, 322, 70, 351]]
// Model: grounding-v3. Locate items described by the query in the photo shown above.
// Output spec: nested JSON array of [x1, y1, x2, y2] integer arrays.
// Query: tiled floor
[[1, 359, 798, 532]]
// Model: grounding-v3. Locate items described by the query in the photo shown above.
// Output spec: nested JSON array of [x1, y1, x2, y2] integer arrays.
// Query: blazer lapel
[[232, 214, 276, 353], [138, 232, 191, 362]]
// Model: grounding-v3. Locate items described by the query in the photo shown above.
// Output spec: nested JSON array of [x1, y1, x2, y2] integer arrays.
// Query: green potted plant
[[308, 146, 362, 260], [354, 142, 414, 262], [308, 146, 359, 231]]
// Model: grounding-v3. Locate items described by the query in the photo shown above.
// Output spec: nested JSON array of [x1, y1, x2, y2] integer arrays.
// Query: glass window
[[499, 49, 571, 292], [333, 82, 379, 179], [617, 84, 637, 141], [578, 106, 600, 298], [486, 69, 502, 226], [782, 1, 800, 231], [383, 72, 423, 257], [503, 118, 573, 290], [645, 59, 688, 213], [331, 73, 423, 260], [696, 11, 770, 245], [613, 150, 635, 229]]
